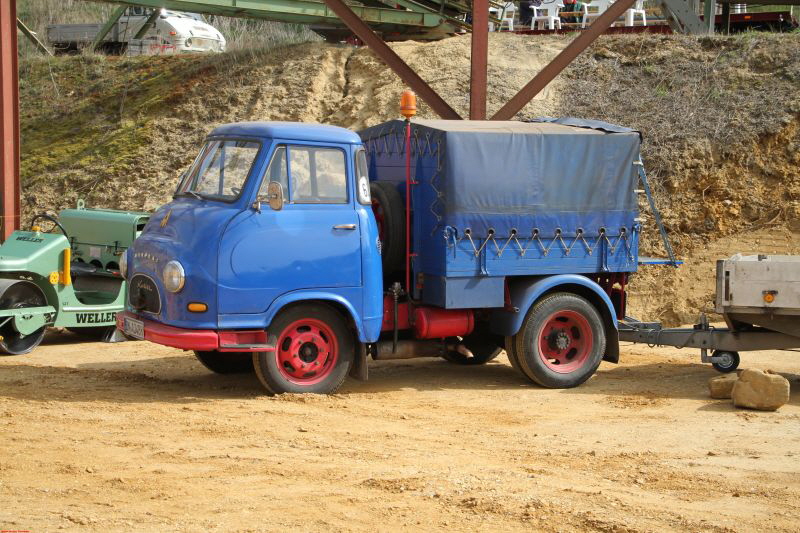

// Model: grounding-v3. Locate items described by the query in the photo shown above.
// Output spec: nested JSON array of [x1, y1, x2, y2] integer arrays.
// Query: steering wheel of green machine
[[30, 214, 70, 241]]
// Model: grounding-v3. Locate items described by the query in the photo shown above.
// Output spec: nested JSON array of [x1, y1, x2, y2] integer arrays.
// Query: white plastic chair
[[625, 0, 647, 26], [532, 2, 563, 30], [582, 0, 614, 28], [499, 2, 516, 31]]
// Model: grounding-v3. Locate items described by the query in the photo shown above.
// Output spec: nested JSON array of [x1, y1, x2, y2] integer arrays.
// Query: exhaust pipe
[[374, 340, 443, 360]]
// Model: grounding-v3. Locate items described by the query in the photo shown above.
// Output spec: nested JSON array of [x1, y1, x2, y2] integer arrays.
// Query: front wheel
[[513, 292, 605, 388], [254, 304, 354, 394]]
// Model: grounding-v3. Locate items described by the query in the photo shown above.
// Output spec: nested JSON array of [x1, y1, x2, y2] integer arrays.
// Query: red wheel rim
[[275, 318, 339, 386], [536, 310, 593, 373], [371, 197, 386, 242]]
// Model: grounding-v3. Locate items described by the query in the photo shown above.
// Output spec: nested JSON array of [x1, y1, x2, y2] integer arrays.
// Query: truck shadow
[[2, 353, 798, 406]]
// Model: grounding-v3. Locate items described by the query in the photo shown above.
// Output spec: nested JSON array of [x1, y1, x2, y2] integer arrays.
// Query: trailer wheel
[[370, 181, 405, 274], [194, 351, 254, 374], [513, 293, 605, 388], [254, 304, 354, 394], [711, 350, 740, 373]]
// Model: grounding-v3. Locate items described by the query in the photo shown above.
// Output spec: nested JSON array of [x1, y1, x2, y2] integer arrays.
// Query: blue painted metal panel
[[489, 274, 619, 336], [423, 275, 504, 308], [210, 122, 362, 145], [217, 139, 362, 315]]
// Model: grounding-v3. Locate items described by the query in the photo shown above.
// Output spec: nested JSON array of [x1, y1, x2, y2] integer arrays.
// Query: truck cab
[[118, 123, 383, 390]]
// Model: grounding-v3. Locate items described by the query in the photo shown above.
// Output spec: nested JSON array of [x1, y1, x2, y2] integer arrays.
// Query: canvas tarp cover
[[361, 119, 641, 238]]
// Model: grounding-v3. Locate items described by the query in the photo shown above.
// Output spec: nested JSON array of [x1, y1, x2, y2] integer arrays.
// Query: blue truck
[[117, 117, 644, 394]]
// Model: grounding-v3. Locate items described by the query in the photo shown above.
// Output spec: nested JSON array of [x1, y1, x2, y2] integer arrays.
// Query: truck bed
[[360, 118, 642, 308]]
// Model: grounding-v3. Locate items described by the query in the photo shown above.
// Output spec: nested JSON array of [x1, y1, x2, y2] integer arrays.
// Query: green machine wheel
[[0, 280, 48, 355]]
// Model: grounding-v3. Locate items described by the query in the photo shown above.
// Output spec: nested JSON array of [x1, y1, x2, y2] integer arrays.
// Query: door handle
[[333, 224, 357, 231]]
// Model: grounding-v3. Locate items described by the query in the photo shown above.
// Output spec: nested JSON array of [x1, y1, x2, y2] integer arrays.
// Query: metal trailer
[[619, 254, 800, 372]]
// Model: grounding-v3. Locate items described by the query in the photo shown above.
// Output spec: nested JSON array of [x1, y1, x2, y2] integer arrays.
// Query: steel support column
[[492, 0, 636, 120], [469, 0, 488, 120], [134, 9, 162, 39], [91, 5, 126, 51], [0, 0, 20, 240], [322, 0, 461, 119], [703, 0, 715, 33], [721, 1, 731, 34]]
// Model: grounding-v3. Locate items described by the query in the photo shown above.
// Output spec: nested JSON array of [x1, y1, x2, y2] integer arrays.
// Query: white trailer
[[620, 254, 800, 372], [47, 7, 225, 55]]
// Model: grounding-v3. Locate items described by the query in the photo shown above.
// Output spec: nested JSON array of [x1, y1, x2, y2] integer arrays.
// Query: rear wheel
[[513, 293, 605, 388], [504, 336, 522, 372], [0, 280, 47, 355], [370, 181, 405, 275], [254, 304, 354, 394], [194, 350, 254, 374]]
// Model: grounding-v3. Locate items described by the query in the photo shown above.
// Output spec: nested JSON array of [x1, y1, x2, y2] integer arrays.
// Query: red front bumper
[[116, 311, 273, 352]]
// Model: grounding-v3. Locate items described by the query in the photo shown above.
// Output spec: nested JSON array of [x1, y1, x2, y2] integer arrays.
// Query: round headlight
[[119, 251, 128, 279], [163, 260, 185, 293]]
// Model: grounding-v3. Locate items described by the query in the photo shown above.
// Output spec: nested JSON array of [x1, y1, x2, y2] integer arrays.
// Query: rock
[[708, 373, 738, 399], [732, 369, 790, 411]]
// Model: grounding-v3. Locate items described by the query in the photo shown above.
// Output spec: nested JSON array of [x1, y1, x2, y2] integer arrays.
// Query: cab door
[[218, 142, 362, 315]]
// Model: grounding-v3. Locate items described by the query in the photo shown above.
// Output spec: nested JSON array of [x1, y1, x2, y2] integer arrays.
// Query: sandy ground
[[1, 332, 799, 532]]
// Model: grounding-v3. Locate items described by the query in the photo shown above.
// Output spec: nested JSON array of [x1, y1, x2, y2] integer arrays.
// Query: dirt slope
[[1, 336, 799, 531]]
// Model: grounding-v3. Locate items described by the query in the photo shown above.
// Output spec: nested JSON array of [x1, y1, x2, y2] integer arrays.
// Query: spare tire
[[370, 181, 405, 275]]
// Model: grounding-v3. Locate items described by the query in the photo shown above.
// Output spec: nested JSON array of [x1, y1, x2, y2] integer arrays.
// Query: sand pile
[[18, 33, 800, 324]]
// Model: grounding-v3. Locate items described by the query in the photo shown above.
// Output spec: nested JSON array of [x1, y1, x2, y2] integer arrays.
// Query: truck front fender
[[490, 275, 619, 363], [264, 289, 378, 343]]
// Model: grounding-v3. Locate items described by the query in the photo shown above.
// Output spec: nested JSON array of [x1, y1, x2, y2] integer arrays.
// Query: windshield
[[177, 139, 261, 201]]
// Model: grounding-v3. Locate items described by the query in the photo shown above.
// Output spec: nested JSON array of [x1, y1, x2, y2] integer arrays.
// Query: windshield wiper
[[173, 190, 204, 200]]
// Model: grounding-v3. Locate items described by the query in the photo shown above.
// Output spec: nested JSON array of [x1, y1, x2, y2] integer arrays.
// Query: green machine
[[0, 201, 149, 355]]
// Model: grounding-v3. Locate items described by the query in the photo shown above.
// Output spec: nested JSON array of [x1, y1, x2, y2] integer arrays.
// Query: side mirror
[[266, 181, 284, 211]]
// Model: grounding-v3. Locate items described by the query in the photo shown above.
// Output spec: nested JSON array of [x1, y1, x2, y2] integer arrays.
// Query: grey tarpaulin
[[360, 119, 641, 238]]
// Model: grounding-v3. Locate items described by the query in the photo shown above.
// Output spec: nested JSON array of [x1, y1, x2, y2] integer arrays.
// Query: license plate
[[124, 317, 145, 340]]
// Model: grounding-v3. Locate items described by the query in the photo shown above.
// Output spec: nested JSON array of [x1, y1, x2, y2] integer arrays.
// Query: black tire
[[442, 328, 503, 365], [711, 350, 740, 373], [370, 181, 405, 275], [513, 292, 606, 388], [194, 350, 254, 374], [504, 336, 522, 372], [254, 304, 354, 394], [0, 280, 47, 355]]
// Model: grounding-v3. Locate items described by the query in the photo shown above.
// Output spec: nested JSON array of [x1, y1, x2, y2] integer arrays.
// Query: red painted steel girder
[[492, 0, 636, 120], [322, 0, 461, 120], [0, 0, 20, 240], [470, 0, 488, 120]]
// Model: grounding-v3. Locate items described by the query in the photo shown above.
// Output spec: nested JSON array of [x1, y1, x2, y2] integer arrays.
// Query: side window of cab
[[258, 146, 289, 203], [260, 145, 348, 205]]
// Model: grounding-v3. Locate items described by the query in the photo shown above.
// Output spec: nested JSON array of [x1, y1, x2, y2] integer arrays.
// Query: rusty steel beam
[[492, 0, 636, 120], [322, 0, 461, 120], [1, 0, 20, 240], [469, 0, 488, 120]]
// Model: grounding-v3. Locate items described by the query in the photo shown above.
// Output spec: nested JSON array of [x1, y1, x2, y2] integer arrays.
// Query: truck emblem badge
[[160, 210, 172, 228]]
